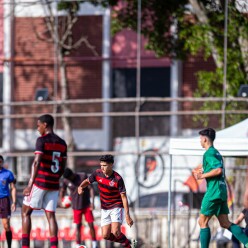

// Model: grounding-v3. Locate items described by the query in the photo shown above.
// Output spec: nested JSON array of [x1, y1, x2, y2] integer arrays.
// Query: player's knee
[[198, 218, 203, 226], [102, 233, 110, 240], [219, 221, 230, 229], [198, 218, 207, 228], [113, 230, 121, 237], [3, 223, 10, 231]]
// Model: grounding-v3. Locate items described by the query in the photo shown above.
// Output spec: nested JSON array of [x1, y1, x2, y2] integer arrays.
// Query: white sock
[[92, 240, 98, 248]]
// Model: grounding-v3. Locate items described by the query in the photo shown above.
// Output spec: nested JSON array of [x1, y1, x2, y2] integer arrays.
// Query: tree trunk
[[238, 36, 248, 80], [58, 50, 76, 170], [189, 0, 223, 68]]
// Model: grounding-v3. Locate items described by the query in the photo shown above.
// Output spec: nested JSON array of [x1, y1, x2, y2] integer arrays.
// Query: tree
[[110, 0, 248, 126], [35, 0, 99, 169]]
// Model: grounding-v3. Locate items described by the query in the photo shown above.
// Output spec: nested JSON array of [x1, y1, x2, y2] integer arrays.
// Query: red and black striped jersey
[[88, 169, 126, 210], [34, 133, 67, 190]]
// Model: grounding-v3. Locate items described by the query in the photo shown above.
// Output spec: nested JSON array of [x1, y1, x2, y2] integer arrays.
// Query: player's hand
[[193, 171, 203, 180], [23, 186, 32, 196], [78, 186, 84, 195], [59, 201, 64, 208], [89, 203, 95, 210], [11, 203, 16, 212], [126, 215, 134, 227]]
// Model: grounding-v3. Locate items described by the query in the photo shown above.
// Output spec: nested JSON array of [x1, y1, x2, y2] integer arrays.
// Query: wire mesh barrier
[[0, 98, 247, 248], [0, 208, 244, 248]]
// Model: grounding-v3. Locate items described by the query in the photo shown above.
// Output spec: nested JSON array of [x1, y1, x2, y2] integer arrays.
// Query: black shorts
[[0, 197, 11, 218]]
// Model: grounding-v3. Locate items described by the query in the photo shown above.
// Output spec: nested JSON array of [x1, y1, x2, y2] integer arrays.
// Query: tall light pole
[[222, 0, 228, 129], [53, 0, 59, 130], [135, 0, 141, 209]]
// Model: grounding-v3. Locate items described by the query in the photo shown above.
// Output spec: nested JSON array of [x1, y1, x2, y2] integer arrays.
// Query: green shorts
[[200, 196, 229, 216]]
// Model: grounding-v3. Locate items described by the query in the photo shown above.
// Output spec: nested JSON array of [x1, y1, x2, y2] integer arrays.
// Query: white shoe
[[131, 239, 137, 248]]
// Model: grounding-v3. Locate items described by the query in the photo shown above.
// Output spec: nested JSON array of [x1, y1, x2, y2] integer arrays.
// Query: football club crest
[[109, 180, 115, 187]]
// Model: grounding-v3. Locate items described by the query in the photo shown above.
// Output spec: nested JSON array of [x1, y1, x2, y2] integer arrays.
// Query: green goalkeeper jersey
[[203, 146, 227, 201]]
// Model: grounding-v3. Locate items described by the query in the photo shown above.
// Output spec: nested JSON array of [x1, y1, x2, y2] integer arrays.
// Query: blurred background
[[0, 0, 248, 247]]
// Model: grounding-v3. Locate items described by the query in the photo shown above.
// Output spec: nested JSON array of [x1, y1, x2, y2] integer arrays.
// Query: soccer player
[[60, 168, 98, 248], [21, 114, 67, 248], [0, 155, 16, 248], [78, 154, 137, 248], [193, 128, 248, 248]]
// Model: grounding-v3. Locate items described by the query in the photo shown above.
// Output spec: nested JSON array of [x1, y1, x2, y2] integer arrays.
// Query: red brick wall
[[182, 55, 219, 129], [13, 16, 103, 129]]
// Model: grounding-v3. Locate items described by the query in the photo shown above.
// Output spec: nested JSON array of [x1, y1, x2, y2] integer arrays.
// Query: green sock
[[229, 223, 248, 246], [200, 227, 211, 248]]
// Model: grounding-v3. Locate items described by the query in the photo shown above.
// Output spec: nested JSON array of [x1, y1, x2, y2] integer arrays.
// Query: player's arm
[[60, 157, 67, 177], [192, 164, 203, 172], [78, 179, 90, 194], [89, 184, 95, 209], [234, 212, 245, 225], [120, 193, 133, 227], [59, 181, 67, 207], [23, 153, 42, 196], [244, 190, 248, 208], [194, 167, 222, 180], [10, 181, 17, 212]]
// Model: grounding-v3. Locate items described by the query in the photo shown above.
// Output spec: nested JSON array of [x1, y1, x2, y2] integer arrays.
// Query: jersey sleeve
[[242, 208, 247, 215], [88, 171, 97, 184], [35, 137, 44, 154], [205, 154, 222, 170], [118, 177, 126, 194], [8, 171, 15, 183]]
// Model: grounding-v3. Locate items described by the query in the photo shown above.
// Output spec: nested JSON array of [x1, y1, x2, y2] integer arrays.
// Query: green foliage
[[110, 0, 248, 126], [57, 1, 81, 12]]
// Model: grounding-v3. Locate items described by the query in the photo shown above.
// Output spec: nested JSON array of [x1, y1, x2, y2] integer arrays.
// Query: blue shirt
[[0, 168, 15, 198]]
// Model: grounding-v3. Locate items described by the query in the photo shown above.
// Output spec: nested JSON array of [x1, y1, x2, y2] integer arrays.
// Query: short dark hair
[[100, 154, 114, 164], [63, 168, 73, 179], [0, 155, 3, 161], [38, 114, 54, 128], [199, 128, 216, 142]]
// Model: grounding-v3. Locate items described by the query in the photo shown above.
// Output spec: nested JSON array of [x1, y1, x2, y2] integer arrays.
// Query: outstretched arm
[[89, 185, 95, 210], [78, 179, 90, 194]]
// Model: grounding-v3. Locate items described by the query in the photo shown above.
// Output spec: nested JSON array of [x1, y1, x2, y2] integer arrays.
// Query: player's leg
[[110, 222, 132, 247], [218, 214, 248, 247], [73, 209, 83, 245], [22, 185, 45, 248], [43, 190, 59, 248], [110, 208, 133, 247], [101, 209, 112, 239], [217, 201, 248, 247], [199, 196, 215, 248], [21, 204, 33, 248], [45, 211, 58, 248], [84, 207, 98, 248], [198, 214, 212, 248], [232, 232, 241, 248], [2, 218, 12, 248], [1, 197, 12, 248]]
